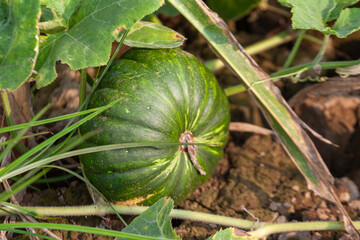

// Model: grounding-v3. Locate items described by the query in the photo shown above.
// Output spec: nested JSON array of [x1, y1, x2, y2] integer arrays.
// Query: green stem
[[283, 30, 306, 68], [224, 85, 246, 96], [224, 59, 360, 96], [312, 34, 330, 65], [0, 90, 28, 154], [0, 204, 254, 229], [204, 30, 294, 71], [1, 204, 360, 238], [79, 69, 87, 110], [86, 72, 95, 87], [304, 34, 323, 45], [147, 14, 162, 24], [78, 68, 87, 136], [249, 221, 357, 238]]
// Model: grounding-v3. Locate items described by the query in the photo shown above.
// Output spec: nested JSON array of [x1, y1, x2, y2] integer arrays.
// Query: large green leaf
[[285, 0, 335, 34], [117, 198, 179, 240], [207, 0, 261, 20], [332, 7, 360, 37], [35, 0, 164, 88], [167, 0, 359, 238], [328, 0, 358, 20], [280, 0, 360, 37], [117, 21, 185, 48], [0, 0, 40, 91]]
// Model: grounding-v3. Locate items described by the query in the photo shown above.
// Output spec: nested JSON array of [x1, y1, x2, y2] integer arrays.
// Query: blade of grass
[[44, 164, 128, 226], [0, 90, 28, 153], [225, 59, 360, 96], [168, 0, 359, 237], [0, 167, 51, 202], [0, 131, 50, 148], [283, 30, 306, 68], [0, 142, 213, 182], [0, 98, 121, 177], [204, 30, 294, 71], [11, 170, 81, 184], [0, 104, 49, 165], [0, 222, 176, 240], [1, 228, 55, 240], [0, 107, 99, 134]]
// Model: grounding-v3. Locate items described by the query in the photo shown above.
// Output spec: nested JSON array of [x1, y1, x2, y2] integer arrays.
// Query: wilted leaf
[[41, 0, 78, 28], [117, 198, 179, 240], [118, 22, 185, 48], [0, 0, 40, 91], [35, 0, 164, 88]]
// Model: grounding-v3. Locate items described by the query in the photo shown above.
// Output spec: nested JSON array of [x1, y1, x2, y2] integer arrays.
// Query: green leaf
[[207, 0, 261, 20], [118, 22, 185, 48], [277, 0, 291, 8], [207, 228, 257, 240], [285, 0, 336, 34], [332, 7, 360, 37], [117, 198, 180, 240], [279, 0, 360, 38], [35, 0, 164, 88], [0, 0, 40, 91], [38, 20, 66, 34], [328, 0, 358, 20], [41, 0, 79, 28]]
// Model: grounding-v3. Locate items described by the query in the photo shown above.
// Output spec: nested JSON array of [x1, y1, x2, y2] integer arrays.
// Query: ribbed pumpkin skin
[[80, 48, 230, 205]]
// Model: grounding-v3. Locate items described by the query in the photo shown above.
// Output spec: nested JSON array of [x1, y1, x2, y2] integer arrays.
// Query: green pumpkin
[[80, 48, 230, 205]]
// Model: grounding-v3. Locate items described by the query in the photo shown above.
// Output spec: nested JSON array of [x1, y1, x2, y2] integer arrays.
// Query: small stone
[[283, 202, 291, 208], [311, 232, 322, 240], [269, 201, 279, 211], [275, 215, 287, 224], [349, 200, 360, 211], [278, 231, 311, 240], [208, 223, 217, 228], [319, 200, 327, 208], [304, 191, 312, 199], [292, 185, 300, 192], [336, 177, 360, 201], [271, 212, 279, 221], [338, 234, 353, 240], [316, 208, 331, 220]]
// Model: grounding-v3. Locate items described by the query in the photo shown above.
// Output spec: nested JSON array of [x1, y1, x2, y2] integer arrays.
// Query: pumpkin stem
[[179, 132, 206, 175]]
